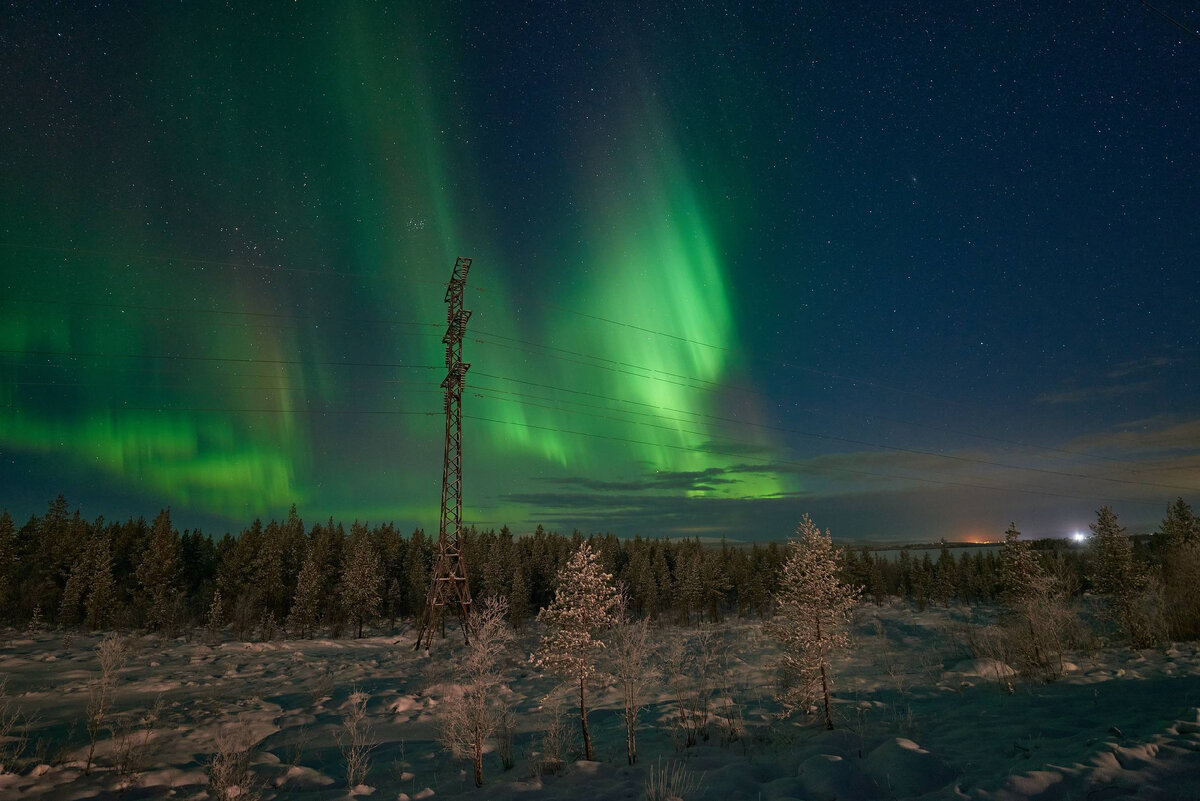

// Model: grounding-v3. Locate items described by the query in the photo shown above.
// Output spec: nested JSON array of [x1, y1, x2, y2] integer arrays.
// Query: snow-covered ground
[[2, 604, 1199, 800]]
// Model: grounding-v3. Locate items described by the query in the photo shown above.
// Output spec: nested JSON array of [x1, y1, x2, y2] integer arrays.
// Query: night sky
[[2, 2, 1197, 542]]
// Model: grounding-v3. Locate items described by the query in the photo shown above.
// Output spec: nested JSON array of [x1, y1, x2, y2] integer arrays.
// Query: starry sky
[[1, 2, 1197, 542]]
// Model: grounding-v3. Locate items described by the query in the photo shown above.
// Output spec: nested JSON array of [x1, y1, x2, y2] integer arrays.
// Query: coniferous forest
[[2, 496, 1197, 649]]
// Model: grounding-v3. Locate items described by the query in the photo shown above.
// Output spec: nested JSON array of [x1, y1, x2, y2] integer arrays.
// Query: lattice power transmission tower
[[415, 256, 475, 650]]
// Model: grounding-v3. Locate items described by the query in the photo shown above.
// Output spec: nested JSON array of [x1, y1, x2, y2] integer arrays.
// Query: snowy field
[[2, 603, 1199, 800]]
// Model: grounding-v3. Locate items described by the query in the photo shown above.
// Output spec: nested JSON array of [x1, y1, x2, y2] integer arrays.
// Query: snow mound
[[863, 737, 955, 796], [950, 657, 1016, 678], [796, 753, 879, 800]]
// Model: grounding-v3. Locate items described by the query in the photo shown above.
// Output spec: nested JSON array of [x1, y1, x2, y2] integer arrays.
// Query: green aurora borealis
[[3, 3, 1198, 540], [1, 4, 785, 534]]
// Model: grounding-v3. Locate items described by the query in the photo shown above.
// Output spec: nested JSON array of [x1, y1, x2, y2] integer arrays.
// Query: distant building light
[[1071, 531, 1088, 543]]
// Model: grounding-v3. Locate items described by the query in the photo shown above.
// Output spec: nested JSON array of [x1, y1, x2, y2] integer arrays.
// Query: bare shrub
[[206, 731, 261, 801], [85, 633, 127, 774], [495, 706, 516, 772], [339, 687, 378, 789], [664, 628, 719, 749], [536, 703, 575, 775], [611, 604, 659, 764], [644, 758, 702, 801], [967, 624, 1016, 694], [309, 665, 335, 707], [115, 693, 165, 780], [874, 617, 910, 697], [0, 679, 31, 773]]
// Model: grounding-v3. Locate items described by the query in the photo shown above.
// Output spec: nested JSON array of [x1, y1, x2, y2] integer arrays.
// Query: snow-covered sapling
[[439, 596, 514, 787], [533, 542, 621, 761], [767, 514, 860, 729]]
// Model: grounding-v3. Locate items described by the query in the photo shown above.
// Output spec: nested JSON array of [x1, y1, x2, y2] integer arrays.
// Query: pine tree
[[136, 509, 182, 633], [340, 525, 382, 638], [767, 515, 859, 729], [533, 542, 621, 760], [1089, 506, 1152, 646]]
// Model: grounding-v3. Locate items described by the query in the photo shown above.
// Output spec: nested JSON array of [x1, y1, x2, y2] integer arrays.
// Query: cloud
[[1064, 417, 1200, 457], [1105, 355, 1179, 379], [1034, 381, 1155, 406], [535, 467, 737, 493]]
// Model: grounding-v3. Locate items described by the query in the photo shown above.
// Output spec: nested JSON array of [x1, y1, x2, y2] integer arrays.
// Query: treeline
[[0, 497, 787, 636], [0, 496, 1195, 642]]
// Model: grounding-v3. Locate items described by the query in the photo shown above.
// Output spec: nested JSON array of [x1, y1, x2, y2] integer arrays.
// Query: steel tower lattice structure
[[414, 256, 475, 650]]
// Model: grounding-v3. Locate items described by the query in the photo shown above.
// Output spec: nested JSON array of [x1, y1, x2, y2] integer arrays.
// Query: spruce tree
[[288, 550, 324, 638], [533, 542, 621, 760], [768, 515, 859, 729], [1159, 498, 1198, 551], [405, 529, 430, 619], [1089, 506, 1151, 646], [509, 560, 530, 629], [1158, 498, 1200, 639], [59, 529, 116, 631], [84, 534, 116, 632], [136, 509, 182, 633], [340, 525, 382, 638], [0, 510, 13, 619]]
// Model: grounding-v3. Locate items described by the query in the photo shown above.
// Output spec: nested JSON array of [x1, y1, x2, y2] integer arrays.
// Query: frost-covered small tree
[[136, 509, 182, 633], [1089, 506, 1153, 646], [440, 596, 513, 787], [767, 515, 859, 729], [533, 542, 621, 760], [611, 598, 658, 765], [340, 527, 382, 638]]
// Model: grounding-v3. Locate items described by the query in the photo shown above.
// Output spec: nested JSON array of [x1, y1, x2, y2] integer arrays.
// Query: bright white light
[[1071, 531, 1088, 543]]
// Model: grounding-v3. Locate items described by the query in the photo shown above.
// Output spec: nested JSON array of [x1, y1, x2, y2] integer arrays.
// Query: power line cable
[[3, 249, 1191, 480], [0, 348, 440, 371]]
